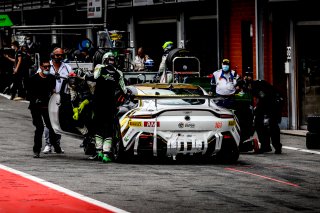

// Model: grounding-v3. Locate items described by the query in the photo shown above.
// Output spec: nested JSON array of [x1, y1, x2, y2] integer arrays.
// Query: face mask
[[53, 58, 62, 63], [43, 71, 49, 75], [222, 65, 230, 72], [11, 46, 15, 49], [26, 40, 31, 45]]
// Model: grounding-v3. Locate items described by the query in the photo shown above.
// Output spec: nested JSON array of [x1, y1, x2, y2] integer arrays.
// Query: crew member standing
[[210, 58, 239, 109], [28, 57, 62, 158], [90, 52, 127, 163], [42, 47, 71, 154], [158, 41, 174, 83]]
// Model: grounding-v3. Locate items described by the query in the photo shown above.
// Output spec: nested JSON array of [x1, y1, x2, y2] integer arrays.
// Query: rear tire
[[216, 140, 240, 164], [112, 119, 129, 163]]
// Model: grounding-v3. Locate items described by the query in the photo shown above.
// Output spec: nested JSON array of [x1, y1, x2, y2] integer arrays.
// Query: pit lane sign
[[87, 0, 102, 18], [0, 14, 13, 27]]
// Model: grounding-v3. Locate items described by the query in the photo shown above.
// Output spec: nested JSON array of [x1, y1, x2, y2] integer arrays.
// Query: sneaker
[[42, 145, 52, 154], [88, 153, 99, 161], [54, 146, 64, 154], [275, 149, 282, 154], [13, 97, 24, 101], [33, 152, 40, 158]]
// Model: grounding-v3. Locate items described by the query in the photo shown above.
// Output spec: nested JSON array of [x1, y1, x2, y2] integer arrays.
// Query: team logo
[[178, 122, 195, 128], [215, 122, 222, 128], [144, 121, 160, 127], [129, 121, 142, 127]]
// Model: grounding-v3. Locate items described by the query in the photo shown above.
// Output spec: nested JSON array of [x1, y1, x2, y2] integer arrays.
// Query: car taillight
[[129, 114, 153, 119], [219, 114, 234, 119], [223, 134, 233, 139]]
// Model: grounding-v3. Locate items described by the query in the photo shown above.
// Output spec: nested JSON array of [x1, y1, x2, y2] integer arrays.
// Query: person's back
[[251, 79, 283, 154], [158, 41, 174, 83], [251, 80, 283, 120]]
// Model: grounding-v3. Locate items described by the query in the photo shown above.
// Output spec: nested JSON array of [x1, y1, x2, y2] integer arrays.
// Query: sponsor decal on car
[[129, 121, 142, 127], [215, 121, 223, 128], [178, 122, 195, 128], [228, 120, 236, 126], [123, 128, 136, 142], [144, 121, 160, 127]]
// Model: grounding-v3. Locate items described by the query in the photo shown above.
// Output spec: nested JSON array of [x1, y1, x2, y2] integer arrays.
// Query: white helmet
[[102, 52, 115, 64]]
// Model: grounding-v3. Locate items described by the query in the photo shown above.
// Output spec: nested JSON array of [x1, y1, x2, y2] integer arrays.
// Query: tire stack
[[306, 115, 320, 149]]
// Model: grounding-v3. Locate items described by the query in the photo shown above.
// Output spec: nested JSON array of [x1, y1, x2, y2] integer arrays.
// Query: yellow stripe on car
[[228, 120, 236, 126]]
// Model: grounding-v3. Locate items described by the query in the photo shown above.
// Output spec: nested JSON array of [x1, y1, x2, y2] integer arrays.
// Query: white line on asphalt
[[0, 164, 129, 213], [283, 146, 320, 155]]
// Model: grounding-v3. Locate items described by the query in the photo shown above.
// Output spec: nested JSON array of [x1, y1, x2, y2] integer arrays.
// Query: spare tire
[[307, 115, 320, 133], [93, 48, 108, 67], [165, 48, 191, 71]]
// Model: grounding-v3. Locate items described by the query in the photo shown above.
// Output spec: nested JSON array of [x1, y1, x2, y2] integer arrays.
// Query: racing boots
[[102, 152, 112, 163], [101, 138, 112, 163]]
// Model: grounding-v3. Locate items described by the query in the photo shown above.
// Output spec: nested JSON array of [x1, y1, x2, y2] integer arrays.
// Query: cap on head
[[68, 72, 77, 77], [162, 41, 173, 51], [222, 58, 230, 65]]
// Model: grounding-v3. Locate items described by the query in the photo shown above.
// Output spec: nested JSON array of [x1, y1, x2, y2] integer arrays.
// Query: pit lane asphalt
[[1, 94, 320, 212]]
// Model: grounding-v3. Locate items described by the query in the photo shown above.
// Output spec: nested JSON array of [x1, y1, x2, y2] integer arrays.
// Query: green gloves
[[73, 99, 89, 121], [78, 99, 89, 114], [73, 108, 79, 120]]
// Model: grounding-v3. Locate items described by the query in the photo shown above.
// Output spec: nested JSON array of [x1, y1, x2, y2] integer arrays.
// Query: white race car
[[116, 83, 240, 163], [48, 81, 240, 163]]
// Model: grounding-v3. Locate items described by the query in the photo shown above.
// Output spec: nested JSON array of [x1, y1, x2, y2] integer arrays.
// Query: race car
[[115, 83, 241, 163], [48, 81, 241, 163]]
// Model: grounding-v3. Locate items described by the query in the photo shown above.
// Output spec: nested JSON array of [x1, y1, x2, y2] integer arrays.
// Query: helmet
[[144, 59, 154, 70], [162, 41, 173, 52], [68, 72, 77, 87], [102, 52, 115, 64]]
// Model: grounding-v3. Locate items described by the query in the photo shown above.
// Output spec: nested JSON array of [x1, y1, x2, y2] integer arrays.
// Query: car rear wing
[[133, 94, 224, 107]]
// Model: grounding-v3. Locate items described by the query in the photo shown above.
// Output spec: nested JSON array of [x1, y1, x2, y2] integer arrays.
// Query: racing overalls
[[93, 64, 127, 160]]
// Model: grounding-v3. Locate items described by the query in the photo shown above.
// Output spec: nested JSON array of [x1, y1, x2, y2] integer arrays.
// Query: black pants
[[254, 113, 282, 151], [11, 73, 25, 98], [30, 107, 58, 153]]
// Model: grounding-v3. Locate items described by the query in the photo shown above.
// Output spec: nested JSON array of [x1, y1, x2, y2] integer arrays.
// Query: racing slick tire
[[306, 132, 320, 149], [307, 115, 320, 133], [216, 140, 240, 164], [165, 48, 191, 71]]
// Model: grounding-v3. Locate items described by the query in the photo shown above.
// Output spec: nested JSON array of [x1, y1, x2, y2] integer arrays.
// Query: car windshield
[[142, 87, 206, 105]]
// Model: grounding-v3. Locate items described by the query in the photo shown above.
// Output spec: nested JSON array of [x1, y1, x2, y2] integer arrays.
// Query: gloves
[[78, 99, 89, 114], [73, 108, 79, 120]]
